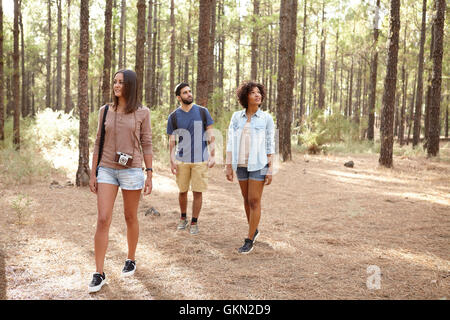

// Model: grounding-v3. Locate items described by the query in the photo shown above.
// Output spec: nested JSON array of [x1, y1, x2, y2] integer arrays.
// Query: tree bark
[[101, 0, 113, 106], [424, 10, 435, 147], [207, 0, 216, 102], [412, 0, 427, 147], [427, 0, 446, 157], [251, 0, 260, 81], [196, 0, 213, 107], [367, 0, 380, 141], [65, 0, 72, 113], [13, 0, 20, 149], [379, 0, 400, 168], [150, 1, 157, 108], [399, 24, 408, 145], [55, 0, 62, 110], [46, 0, 52, 110], [145, 0, 153, 106], [277, 0, 298, 162], [135, 0, 146, 105], [299, 0, 307, 120], [19, 4, 27, 117], [235, 0, 241, 90], [118, 0, 126, 69], [318, 2, 326, 110], [169, 0, 176, 110], [76, 0, 90, 187]]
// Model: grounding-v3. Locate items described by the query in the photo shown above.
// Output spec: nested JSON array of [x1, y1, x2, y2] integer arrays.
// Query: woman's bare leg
[[247, 179, 265, 240], [122, 189, 142, 261], [95, 183, 119, 274]]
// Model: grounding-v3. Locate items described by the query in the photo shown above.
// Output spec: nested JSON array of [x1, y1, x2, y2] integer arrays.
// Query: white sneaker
[[121, 259, 136, 277], [88, 272, 106, 293]]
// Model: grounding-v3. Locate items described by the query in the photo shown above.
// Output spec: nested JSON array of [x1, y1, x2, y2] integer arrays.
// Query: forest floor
[[0, 149, 449, 300]]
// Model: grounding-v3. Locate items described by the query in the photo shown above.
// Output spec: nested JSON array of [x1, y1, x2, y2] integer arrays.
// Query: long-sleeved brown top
[[93, 105, 153, 169]]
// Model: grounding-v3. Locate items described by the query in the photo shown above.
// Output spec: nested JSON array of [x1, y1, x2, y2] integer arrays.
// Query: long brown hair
[[112, 69, 141, 113]]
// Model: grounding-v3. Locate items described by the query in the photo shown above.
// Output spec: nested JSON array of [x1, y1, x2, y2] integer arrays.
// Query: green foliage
[[149, 106, 171, 163], [296, 109, 359, 153], [0, 116, 59, 185], [10, 193, 32, 225], [28, 108, 79, 151]]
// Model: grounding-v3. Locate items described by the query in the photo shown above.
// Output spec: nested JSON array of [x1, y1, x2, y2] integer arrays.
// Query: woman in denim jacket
[[225, 81, 275, 254]]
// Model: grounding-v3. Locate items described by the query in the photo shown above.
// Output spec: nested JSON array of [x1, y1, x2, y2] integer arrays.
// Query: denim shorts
[[236, 165, 268, 182], [97, 166, 145, 190]]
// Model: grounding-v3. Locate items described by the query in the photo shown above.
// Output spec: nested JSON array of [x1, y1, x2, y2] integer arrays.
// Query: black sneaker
[[88, 272, 106, 293], [238, 238, 254, 254], [253, 229, 259, 243], [122, 259, 136, 277]]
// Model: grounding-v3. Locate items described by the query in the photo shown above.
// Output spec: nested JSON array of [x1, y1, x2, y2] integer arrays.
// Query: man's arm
[[206, 125, 215, 168], [169, 134, 178, 174]]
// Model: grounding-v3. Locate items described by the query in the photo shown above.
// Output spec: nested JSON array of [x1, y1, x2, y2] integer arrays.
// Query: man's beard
[[181, 97, 193, 105]]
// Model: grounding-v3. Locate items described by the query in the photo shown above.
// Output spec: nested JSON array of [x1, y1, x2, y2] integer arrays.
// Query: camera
[[115, 152, 133, 167]]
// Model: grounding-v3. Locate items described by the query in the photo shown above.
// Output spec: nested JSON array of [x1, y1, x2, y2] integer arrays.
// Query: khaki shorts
[[176, 161, 209, 193]]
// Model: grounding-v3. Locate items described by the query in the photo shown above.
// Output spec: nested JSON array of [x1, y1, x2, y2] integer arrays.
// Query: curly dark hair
[[236, 81, 266, 109]]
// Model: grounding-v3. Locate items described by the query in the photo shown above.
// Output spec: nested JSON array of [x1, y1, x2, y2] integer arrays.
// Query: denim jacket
[[226, 108, 275, 172]]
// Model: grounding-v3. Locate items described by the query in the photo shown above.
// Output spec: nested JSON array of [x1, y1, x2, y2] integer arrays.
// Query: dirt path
[[1, 152, 449, 299]]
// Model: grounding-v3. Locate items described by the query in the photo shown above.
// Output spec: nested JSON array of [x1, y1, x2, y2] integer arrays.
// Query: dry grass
[[0, 151, 449, 300]]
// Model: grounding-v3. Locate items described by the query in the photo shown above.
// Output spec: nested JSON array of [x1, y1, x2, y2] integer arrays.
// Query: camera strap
[[114, 107, 138, 166]]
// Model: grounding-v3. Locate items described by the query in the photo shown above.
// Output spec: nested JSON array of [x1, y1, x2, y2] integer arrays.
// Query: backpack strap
[[199, 106, 207, 132], [96, 104, 109, 177], [198, 106, 211, 145], [170, 110, 178, 131]]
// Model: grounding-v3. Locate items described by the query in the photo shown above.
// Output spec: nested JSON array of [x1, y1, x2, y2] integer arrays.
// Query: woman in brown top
[[88, 69, 153, 293]]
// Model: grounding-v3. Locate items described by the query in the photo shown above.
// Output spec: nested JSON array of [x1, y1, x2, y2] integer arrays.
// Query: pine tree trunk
[[101, 0, 113, 106], [332, 28, 338, 105], [145, 0, 153, 106], [299, 0, 307, 121], [251, 0, 260, 81], [65, 0, 72, 113], [235, 1, 241, 90], [424, 17, 435, 147], [277, 0, 298, 162], [348, 56, 354, 119], [156, 6, 162, 106], [135, 0, 146, 105], [379, 0, 400, 168], [318, 3, 326, 110], [111, 0, 117, 97], [76, 0, 90, 187], [412, 0, 427, 147], [367, 0, 380, 141], [118, 0, 126, 70], [445, 98, 448, 138], [169, 0, 175, 110], [427, 0, 446, 157], [13, 0, 20, 149], [218, 0, 225, 91], [196, 0, 213, 107], [56, 0, 62, 110], [207, 0, 216, 103], [399, 24, 408, 145], [150, 1, 157, 108], [354, 61, 362, 125], [46, 0, 52, 110], [19, 7, 27, 117], [406, 73, 416, 145], [6, 55, 12, 117], [184, 2, 191, 83]]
